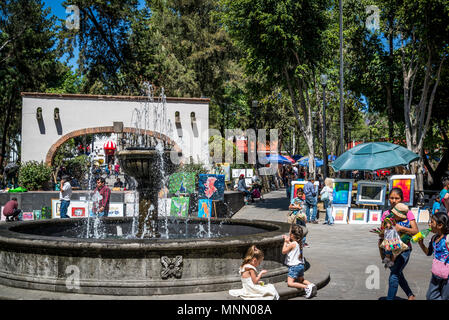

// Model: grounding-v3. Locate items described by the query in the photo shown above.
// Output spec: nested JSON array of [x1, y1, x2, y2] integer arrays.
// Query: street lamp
[[320, 74, 328, 179]]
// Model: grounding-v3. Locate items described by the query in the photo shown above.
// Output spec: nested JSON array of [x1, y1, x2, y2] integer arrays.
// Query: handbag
[[431, 258, 449, 279], [321, 190, 329, 201]]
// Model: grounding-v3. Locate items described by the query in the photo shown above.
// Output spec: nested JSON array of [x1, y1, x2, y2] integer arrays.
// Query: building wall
[[21, 93, 210, 165]]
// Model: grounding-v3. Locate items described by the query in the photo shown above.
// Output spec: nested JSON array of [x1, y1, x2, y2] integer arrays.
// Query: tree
[[220, 0, 330, 178], [0, 0, 63, 171]]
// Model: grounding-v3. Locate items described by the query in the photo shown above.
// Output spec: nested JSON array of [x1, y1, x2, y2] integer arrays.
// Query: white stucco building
[[21, 92, 210, 165]]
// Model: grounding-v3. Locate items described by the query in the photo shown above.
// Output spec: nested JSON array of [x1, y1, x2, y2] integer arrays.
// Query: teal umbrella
[[331, 142, 420, 172]]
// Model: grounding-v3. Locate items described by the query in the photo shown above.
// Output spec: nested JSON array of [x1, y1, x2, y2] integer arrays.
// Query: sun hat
[[391, 203, 409, 220]]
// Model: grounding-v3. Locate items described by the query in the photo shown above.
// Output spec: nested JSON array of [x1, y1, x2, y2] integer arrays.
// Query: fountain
[[0, 84, 293, 296]]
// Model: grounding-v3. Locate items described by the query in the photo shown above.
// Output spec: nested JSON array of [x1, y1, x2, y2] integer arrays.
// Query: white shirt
[[60, 182, 72, 201], [284, 241, 304, 266], [320, 186, 333, 202]]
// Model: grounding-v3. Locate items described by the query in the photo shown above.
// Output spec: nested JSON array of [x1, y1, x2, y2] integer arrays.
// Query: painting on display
[[348, 208, 369, 224], [170, 196, 190, 217], [331, 206, 349, 224], [232, 169, 241, 178], [216, 163, 231, 181], [389, 175, 415, 206], [158, 198, 171, 217], [367, 210, 382, 224], [33, 210, 42, 220], [51, 199, 61, 218], [291, 181, 308, 199], [168, 172, 195, 194], [333, 179, 354, 206], [107, 203, 124, 217], [246, 169, 254, 178], [22, 212, 34, 221], [417, 209, 430, 223], [356, 181, 387, 206], [198, 199, 213, 218], [198, 174, 225, 201]]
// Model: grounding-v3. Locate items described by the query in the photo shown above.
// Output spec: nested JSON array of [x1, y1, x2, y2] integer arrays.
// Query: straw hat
[[391, 203, 409, 220]]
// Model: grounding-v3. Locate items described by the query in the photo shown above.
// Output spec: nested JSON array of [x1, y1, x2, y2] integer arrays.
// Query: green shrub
[[18, 161, 52, 191]]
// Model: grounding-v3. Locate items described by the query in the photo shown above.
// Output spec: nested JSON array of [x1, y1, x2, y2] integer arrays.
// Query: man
[[303, 178, 318, 224], [59, 175, 72, 219], [3, 197, 21, 221], [114, 178, 123, 188], [238, 174, 253, 204], [94, 177, 111, 217]]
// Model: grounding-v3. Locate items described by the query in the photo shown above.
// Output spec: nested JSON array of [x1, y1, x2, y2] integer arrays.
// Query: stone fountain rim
[[0, 218, 295, 255]]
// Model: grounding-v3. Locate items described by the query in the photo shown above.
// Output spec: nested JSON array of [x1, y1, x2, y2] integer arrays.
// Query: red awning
[[103, 140, 117, 150]]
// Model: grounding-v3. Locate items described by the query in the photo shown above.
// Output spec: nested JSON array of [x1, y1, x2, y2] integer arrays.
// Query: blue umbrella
[[260, 154, 293, 165], [331, 142, 420, 172], [298, 157, 324, 167], [292, 154, 303, 161]]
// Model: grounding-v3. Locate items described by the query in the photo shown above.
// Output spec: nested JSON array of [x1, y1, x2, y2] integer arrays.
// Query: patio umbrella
[[283, 155, 296, 163], [331, 142, 420, 172], [297, 157, 324, 167]]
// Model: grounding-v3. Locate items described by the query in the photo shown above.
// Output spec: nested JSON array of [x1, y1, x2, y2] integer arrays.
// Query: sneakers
[[304, 283, 317, 299]]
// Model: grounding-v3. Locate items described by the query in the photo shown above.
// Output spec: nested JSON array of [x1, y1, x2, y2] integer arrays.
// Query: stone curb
[[0, 258, 330, 300]]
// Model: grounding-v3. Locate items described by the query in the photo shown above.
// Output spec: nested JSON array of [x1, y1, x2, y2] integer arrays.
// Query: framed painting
[[367, 210, 382, 224], [331, 206, 349, 224], [168, 172, 195, 194], [246, 169, 254, 178], [198, 199, 213, 218], [33, 210, 42, 220], [417, 209, 430, 223], [170, 196, 190, 217], [356, 181, 387, 206], [108, 203, 124, 217], [158, 198, 171, 217], [216, 163, 231, 181], [348, 208, 369, 224], [22, 212, 34, 221], [389, 175, 415, 206], [51, 199, 61, 218], [291, 181, 308, 199], [333, 179, 354, 206], [232, 169, 241, 178], [198, 174, 225, 201]]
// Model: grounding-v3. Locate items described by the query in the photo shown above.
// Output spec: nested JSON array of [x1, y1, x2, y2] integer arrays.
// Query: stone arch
[[45, 126, 182, 166]]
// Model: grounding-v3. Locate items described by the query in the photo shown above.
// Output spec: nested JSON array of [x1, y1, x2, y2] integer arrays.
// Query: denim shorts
[[287, 264, 305, 279]]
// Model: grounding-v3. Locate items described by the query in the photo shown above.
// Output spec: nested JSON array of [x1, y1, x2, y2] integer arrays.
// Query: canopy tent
[[331, 142, 420, 172]]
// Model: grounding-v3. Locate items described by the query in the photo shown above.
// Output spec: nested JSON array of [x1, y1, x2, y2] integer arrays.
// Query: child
[[417, 212, 449, 300], [289, 189, 309, 247], [282, 225, 317, 298], [228, 245, 279, 300], [380, 203, 411, 268], [432, 194, 441, 215]]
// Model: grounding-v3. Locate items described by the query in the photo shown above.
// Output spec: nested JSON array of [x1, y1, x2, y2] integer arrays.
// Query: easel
[[212, 200, 219, 219]]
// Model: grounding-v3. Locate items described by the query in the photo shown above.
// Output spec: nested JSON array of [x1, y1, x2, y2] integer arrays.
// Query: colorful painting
[[291, 181, 307, 199], [170, 196, 190, 217], [367, 210, 382, 224], [198, 199, 213, 218], [216, 163, 231, 181], [333, 179, 354, 206], [356, 181, 387, 206], [389, 175, 415, 206], [168, 172, 195, 194], [51, 199, 61, 218], [71, 207, 86, 218], [33, 210, 42, 220], [331, 206, 349, 224], [22, 212, 34, 221], [198, 174, 225, 201], [348, 208, 368, 224]]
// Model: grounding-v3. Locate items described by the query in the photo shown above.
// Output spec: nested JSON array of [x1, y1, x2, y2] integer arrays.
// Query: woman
[[320, 178, 334, 225], [378, 187, 418, 300]]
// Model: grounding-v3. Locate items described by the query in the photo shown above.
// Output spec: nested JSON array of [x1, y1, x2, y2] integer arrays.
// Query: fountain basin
[[0, 218, 297, 295]]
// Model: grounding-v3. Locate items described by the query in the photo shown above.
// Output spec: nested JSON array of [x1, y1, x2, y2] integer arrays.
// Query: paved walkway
[[0, 189, 434, 300], [234, 189, 433, 300]]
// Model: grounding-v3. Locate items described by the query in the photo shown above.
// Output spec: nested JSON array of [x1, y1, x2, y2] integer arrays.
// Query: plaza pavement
[[0, 189, 434, 300], [232, 189, 433, 300]]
